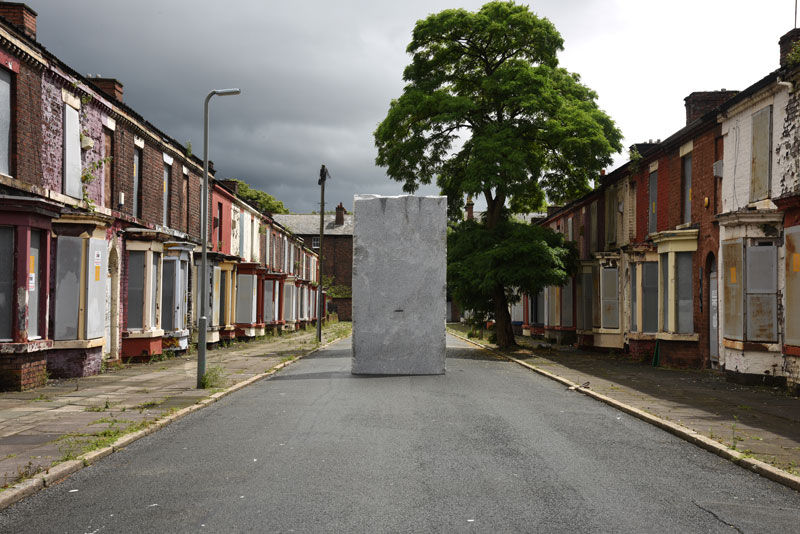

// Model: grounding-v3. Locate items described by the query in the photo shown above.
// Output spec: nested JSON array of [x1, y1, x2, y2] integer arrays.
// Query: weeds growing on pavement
[[200, 365, 226, 389]]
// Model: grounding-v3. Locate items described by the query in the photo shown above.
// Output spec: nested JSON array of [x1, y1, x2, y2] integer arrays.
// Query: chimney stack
[[335, 202, 345, 226], [684, 90, 739, 125], [0, 2, 36, 40], [465, 196, 474, 220], [780, 28, 800, 68], [220, 179, 239, 195], [92, 77, 124, 102]]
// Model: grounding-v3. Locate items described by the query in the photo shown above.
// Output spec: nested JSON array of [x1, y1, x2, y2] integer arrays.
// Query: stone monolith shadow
[[351, 194, 446, 375]]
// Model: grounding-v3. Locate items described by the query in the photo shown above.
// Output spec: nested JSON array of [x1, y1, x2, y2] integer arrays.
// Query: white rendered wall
[[352, 195, 446, 375]]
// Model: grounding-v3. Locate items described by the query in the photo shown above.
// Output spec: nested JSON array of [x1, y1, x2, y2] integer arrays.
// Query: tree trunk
[[492, 284, 517, 348]]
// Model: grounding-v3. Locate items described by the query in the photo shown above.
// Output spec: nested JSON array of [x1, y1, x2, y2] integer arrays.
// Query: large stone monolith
[[351, 194, 446, 375]]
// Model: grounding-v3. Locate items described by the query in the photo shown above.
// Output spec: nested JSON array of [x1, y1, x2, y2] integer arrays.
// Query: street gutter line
[[448, 330, 800, 493], [0, 332, 350, 511]]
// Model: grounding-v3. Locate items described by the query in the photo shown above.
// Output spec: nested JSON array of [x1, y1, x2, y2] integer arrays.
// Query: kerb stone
[[352, 194, 446, 375]]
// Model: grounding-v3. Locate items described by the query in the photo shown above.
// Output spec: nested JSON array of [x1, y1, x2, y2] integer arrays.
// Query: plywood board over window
[[786, 227, 800, 346], [750, 106, 772, 203], [0, 68, 12, 176], [601, 266, 619, 329], [63, 105, 81, 199], [722, 240, 743, 340], [746, 242, 777, 342]]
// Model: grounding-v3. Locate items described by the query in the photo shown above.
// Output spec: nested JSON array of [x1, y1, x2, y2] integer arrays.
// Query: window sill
[[594, 327, 622, 335], [656, 332, 699, 342], [723, 338, 781, 352], [163, 329, 189, 338], [627, 331, 657, 340], [51, 338, 104, 350], [123, 329, 165, 339]]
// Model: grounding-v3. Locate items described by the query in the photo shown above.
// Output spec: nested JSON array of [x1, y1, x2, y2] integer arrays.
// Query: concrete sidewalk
[[448, 325, 800, 482], [0, 322, 352, 493]]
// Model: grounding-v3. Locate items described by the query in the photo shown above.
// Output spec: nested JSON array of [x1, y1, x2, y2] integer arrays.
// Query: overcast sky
[[32, 0, 795, 213]]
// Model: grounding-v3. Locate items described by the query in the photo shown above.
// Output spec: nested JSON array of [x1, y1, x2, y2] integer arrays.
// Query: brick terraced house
[[519, 29, 800, 392], [0, 2, 318, 390]]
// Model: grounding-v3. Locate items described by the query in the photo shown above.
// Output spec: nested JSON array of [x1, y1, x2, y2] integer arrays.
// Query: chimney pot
[[0, 3, 37, 40]]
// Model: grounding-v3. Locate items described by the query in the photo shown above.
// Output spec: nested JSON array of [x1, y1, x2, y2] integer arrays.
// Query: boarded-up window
[[151, 253, 160, 329], [85, 239, 106, 340], [63, 105, 81, 199], [722, 241, 743, 340], [236, 274, 257, 324], [592, 265, 600, 327], [264, 280, 274, 322], [661, 255, 670, 331], [750, 106, 772, 202], [0, 69, 12, 176], [182, 170, 189, 232], [28, 230, 40, 338], [219, 270, 227, 326], [649, 171, 658, 234], [642, 262, 658, 333], [163, 164, 171, 227], [0, 227, 12, 339], [162, 260, 175, 331], [561, 280, 573, 328], [605, 187, 616, 246], [53, 236, 81, 341], [103, 129, 113, 209], [133, 148, 143, 218], [601, 266, 619, 329], [590, 202, 598, 253], [547, 285, 558, 326], [630, 263, 637, 331], [746, 243, 777, 342], [128, 251, 145, 329], [676, 252, 693, 334], [786, 227, 800, 346], [682, 155, 692, 225]]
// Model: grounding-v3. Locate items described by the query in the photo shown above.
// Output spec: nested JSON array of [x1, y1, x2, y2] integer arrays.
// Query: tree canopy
[[229, 179, 289, 215], [374, 1, 622, 347]]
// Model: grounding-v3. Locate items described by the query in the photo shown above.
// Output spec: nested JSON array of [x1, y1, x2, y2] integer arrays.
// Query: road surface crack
[[693, 501, 744, 534]]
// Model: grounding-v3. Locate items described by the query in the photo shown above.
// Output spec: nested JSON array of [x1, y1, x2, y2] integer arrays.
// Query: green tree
[[374, 1, 622, 347], [230, 179, 289, 215]]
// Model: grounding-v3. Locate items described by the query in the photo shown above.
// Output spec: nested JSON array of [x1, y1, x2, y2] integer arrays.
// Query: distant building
[[274, 203, 353, 320]]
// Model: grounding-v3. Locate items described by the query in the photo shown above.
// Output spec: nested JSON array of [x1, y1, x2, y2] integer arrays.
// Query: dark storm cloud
[[30, 0, 788, 212]]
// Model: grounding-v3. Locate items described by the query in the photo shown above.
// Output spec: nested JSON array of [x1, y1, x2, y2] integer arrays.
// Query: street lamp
[[198, 88, 240, 389], [316, 164, 331, 343]]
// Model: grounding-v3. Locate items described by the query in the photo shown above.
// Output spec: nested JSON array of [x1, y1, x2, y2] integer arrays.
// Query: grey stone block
[[351, 194, 446, 375]]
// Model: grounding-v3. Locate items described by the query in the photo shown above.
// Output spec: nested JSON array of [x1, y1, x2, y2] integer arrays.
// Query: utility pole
[[316, 164, 331, 343]]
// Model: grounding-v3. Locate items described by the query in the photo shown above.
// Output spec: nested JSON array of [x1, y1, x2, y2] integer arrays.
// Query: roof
[[273, 213, 354, 236]]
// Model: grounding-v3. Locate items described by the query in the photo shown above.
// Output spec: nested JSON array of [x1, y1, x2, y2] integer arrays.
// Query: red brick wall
[[12, 60, 43, 186], [0, 353, 47, 391], [211, 185, 232, 254]]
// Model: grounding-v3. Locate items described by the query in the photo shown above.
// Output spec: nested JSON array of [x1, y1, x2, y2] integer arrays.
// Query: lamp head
[[215, 88, 241, 96]]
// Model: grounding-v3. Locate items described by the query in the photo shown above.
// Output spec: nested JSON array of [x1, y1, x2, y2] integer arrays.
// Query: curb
[[449, 330, 800, 493], [0, 332, 349, 510]]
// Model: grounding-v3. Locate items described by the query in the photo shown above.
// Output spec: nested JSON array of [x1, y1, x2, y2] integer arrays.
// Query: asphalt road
[[2, 334, 799, 533]]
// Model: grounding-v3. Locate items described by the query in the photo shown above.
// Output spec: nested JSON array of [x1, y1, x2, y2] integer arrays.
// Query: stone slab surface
[[352, 194, 446, 375]]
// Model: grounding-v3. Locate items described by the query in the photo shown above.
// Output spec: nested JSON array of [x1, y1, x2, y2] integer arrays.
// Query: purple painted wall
[[40, 71, 108, 205]]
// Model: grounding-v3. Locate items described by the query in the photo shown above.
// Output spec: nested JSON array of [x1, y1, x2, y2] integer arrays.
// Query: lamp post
[[316, 165, 331, 343], [198, 88, 240, 389]]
